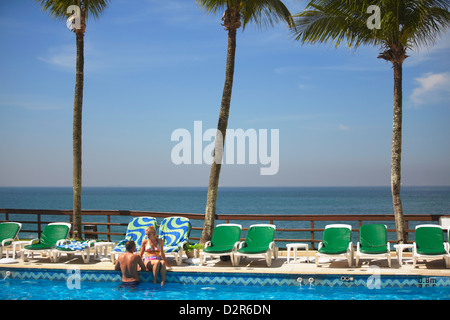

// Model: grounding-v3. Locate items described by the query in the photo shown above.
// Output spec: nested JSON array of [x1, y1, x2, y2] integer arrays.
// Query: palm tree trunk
[[391, 61, 406, 244], [200, 28, 237, 244], [72, 30, 84, 239]]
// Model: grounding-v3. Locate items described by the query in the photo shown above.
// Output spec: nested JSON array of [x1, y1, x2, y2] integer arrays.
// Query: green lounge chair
[[0, 222, 22, 258], [200, 224, 242, 266], [53, 239, 96, 263], [111, 217, 157, 263], [355, 224, 391, 267], [413, 224, 449, 268], [158, 216, 191, 265], [233, 224, 277, 267], [22, 222, 71, 262], [315, 224, 353, 267]]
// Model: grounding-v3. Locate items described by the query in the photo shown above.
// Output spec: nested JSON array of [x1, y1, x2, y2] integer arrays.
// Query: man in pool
[[114, 240, 146, 286]]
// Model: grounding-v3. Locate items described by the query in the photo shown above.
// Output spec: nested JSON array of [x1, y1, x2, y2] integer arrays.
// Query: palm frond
[[293, 1, 380, 49], [36, 0, 110, 21], [400, 0, 450, 49], [84, 0, 110, 20], [196, 0, 229, 14], [292, 0, 450, 51], [196, 0, 294, 30], [240, 0, 294, 29]]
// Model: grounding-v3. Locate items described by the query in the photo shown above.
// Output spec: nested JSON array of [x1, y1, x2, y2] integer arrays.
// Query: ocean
[[1, 186, 449, 242], [0, 186, 449, 215]]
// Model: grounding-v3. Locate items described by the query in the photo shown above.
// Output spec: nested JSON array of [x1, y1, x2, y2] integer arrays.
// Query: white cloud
[[338, 124, 350, 131], [298, 83, 310, 90], [37, 41, 109, 73], [38, 43, 75, 70], [410, 72, 450, 107]]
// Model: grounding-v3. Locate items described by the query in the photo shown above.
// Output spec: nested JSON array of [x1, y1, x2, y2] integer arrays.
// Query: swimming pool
[[1, 267, 450, 300], [2, 277, 450, 300]]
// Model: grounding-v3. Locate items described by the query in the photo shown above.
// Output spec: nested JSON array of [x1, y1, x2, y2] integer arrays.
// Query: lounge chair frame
[[355, 224, 391, 267], [21, 222, 71, 262], [200, 224, 242, 266], [0, 222, 22, 258], [158, 217, 191, 265], [315, 224, 354, 267], [233, 224, 278, 267], [413, 224, 450, 268], [52, 240, 96, 263]]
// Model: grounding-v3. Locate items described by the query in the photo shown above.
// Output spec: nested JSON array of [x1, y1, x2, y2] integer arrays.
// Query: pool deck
[[3, 250, 450, 277]]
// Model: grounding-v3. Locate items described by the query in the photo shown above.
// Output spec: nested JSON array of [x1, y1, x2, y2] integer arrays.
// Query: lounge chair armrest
[[269, 241, 276, 251], [232, 241, 240, 251], [1, 238, 14, 246], [356, 242, 361, 252], [29, 238, 39, 245], [237, 241, 245, 249], [317, 242, 323, 250], [56, 239, 69, 246], [348, 242, 354, 253], [204, 241, 212, 248], [178, 240, 188, 250]]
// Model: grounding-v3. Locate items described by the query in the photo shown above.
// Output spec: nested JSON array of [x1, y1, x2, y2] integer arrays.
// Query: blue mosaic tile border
[[1, 267, 449, 288]]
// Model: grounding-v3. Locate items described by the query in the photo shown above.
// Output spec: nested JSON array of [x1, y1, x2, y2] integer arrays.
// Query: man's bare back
[[114, 242, 146, 283]]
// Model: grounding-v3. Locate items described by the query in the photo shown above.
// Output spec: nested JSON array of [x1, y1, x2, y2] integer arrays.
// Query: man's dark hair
[[125, 240, 136, 253]]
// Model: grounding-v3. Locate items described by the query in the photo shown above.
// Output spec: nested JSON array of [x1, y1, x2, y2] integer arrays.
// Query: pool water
[[1, 278, 450, 300]]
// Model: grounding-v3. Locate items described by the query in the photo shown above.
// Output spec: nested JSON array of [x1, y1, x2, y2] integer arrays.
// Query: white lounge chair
[[52, 240, 96, 263], [233, 224, 277, 267], [355, 224, 391, 267], [22, 222, 71, 262], [200, 224, 242, 266], [158, 217, 191, 265], [0, 222, 22, 258], [316, 224, 353, 267], [413, 224, 449, 268]]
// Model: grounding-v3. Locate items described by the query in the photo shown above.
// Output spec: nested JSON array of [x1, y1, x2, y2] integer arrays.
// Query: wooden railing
[[0, 208, 448, 249]]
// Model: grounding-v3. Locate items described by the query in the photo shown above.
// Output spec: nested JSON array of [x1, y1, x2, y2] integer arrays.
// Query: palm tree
[[37, 0, 110, 238], [196, 0, 294, 243], [292, 0, 449, 243]]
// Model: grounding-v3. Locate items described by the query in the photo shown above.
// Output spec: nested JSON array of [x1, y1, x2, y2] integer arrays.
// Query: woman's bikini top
[[145, 239, 161, 257]]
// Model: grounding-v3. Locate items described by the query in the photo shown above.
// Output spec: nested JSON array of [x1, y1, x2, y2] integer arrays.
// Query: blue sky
[[0, 0, 449, 187]]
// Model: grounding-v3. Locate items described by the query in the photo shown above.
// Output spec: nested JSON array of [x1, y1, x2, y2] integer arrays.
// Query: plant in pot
[[184, 243, 204, 258]]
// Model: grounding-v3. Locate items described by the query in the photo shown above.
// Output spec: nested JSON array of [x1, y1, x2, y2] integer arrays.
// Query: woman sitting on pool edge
[[140, 225, 171, 286]]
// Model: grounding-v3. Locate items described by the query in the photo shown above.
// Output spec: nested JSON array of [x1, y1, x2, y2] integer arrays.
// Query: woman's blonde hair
[[146, 225, 156, 236]]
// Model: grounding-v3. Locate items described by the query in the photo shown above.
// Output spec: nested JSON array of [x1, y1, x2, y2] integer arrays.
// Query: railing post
[[405, 220, 409, 243], [37, 212, 41, 239], [310, 220, 315, 250], [107, 215, 111, 242]]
